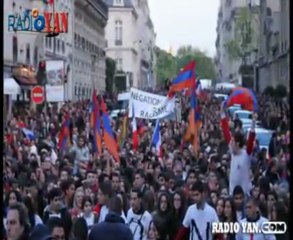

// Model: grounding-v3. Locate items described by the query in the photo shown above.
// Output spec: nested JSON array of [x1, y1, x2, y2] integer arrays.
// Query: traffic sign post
[[31, 86, 45, 104]]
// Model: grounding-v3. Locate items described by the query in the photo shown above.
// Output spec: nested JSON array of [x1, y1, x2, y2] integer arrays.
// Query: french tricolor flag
[[151, 119, 162, 158], [131, 104, 139, 151], [196, 80, 202, 95]]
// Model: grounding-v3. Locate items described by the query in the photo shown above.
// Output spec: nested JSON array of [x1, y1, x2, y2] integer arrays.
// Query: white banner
[[46, 85, 64, 102], [129, 88, 175, 119], [45, 60, 65, 102]]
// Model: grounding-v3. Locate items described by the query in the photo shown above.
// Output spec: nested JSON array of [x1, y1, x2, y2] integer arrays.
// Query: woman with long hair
[[153, 192, 173, 240], [270, 201, 288, 240], [216, 197, 225, 222], [170, 189, 187, 240], [70, 188, 85, 219], [23, 196, 43, 229], [223, 198, 237, 240], [79, 196, 98, 233]]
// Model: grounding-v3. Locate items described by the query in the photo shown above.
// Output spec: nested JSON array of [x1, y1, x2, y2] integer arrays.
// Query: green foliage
[[105, 57, 116, 94], [176, 45, 216, 80], [225, 7, 257, 61], [224, 40, 242, 60], [263, 86, 275, 96], [274, 84, 287, 98], [155, 45, 216, 84], [155, 48, 177, 86]]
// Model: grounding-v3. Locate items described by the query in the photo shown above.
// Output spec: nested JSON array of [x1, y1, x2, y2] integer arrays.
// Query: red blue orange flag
[[168, 60, 196, 94], [57, 114, 71, 151], [101, 98, 120, 161], [90, 90, 102, 154], [224, 87, 258, 111], [184, 85, 201, 155]]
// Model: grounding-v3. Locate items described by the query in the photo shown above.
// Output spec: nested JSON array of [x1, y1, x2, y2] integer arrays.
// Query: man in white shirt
[[220, 104, 256, 196], [236, 198, 276, 240], [175, 181, 220, 240], [127, 189, 152, 240]]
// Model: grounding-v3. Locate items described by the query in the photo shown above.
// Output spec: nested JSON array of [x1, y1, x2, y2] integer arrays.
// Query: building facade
[[4, 0, 47, 75], [215, 0, 260, 84], [104, 0, 156, 90], [257, 0, 289, 91], [44, 0, 74, 101], [73, 0, 108, 100]]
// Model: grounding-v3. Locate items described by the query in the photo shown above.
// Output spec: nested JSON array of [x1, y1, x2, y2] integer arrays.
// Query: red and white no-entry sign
[[31, 86, 45, 104]]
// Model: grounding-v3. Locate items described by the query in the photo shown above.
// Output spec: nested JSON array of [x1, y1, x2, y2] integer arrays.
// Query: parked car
[[233, 110, 252, 120], [214, 93, 228, 101], [227, 105, 242, 117], [110, 109, 126, 119], [245, 127, 273, 155]]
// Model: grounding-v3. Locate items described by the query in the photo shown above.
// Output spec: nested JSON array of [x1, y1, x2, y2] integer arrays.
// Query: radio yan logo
[[261, 222, 287, 234], [8, 9, 68, 33], [212, 222, 287, 235]]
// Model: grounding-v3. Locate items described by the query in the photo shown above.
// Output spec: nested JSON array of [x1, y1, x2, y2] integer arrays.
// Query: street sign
[[31, 86, 45, 104]]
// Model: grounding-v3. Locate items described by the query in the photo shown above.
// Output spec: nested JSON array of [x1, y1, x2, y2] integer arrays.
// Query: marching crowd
[[3, 89, 290, 240]]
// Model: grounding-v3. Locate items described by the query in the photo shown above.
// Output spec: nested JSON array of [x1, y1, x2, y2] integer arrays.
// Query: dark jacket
[[89, 213, 133, 240], [43, 205, 72, 239]]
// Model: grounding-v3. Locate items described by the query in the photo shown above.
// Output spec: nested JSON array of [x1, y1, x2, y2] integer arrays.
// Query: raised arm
[[246, 114, 256, 155], [220, 103, 232, 144]]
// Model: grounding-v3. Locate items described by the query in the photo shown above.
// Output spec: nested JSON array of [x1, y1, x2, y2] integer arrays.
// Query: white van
[[215, 82, 236, 91]]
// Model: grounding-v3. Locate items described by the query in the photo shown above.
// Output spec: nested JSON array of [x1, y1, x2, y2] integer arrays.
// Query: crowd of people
[[3, 88, 290, 240]]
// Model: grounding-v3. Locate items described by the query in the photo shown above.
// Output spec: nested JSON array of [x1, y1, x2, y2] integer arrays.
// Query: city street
[[3, 1, 290, 240]]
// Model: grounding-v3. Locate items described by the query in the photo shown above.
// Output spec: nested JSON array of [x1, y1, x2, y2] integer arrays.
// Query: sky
[[148, 0, 219, 58]]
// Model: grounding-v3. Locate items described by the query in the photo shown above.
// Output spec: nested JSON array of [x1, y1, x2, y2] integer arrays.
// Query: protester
[[3, 83, 290, 240], [89, 196, 133, 240]]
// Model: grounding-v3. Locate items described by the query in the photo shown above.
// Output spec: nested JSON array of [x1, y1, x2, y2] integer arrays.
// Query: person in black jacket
[[89, 196, 133, 240], [43, 187, 72, 240]]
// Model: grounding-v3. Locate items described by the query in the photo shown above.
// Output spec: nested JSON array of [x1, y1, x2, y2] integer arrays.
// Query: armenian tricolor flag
[[90, 90, 102, 154], [57, 114, 71, 151], [169, 60, 196, 94], [101, 98, 120, 161], [184, 84, 202, 155]]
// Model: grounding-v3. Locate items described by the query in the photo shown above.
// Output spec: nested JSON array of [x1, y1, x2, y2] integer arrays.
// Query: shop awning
[[4, 78, 21, 95]]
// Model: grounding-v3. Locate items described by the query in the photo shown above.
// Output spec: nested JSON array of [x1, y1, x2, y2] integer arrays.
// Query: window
[[62, 40, 65, 53], [57, 39, 60, 52], [26, 43, 30, 64], [49, 37, 52, 49], [45, 37, 49, 48], [114, 0, 123, 5], [34, 47, 38, 67], [13, 36, 18, 63], [54, 38, 57, 51], [116, 58, 123, 70], [115, 20, 123, 45]]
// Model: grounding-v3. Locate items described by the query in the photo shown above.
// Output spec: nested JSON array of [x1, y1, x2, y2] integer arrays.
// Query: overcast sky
[[148, 0, 219, 58]]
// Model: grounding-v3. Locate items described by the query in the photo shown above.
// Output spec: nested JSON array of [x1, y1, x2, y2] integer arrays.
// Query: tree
[[105, 57, 116, 94], [224, 7, 258, 63], [274, 84, 287, 98], [263, 86, 275, 96], [176, 45, 216, 80], [155, 48, 177, 86]]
